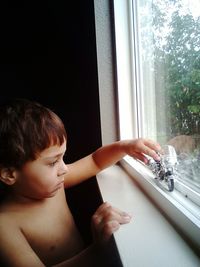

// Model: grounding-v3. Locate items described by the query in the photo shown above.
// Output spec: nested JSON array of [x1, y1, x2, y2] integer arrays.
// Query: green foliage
[[153, 1, 200, 136]]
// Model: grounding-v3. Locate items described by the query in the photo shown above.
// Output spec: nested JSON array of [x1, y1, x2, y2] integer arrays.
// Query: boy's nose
[[58, 161, 68, 177]]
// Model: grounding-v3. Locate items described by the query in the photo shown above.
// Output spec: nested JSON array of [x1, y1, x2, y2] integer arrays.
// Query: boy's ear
[[0, 168, 17, 185]]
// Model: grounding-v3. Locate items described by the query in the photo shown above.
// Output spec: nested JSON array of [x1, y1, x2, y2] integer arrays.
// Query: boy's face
[[14, 140, 68, 200]]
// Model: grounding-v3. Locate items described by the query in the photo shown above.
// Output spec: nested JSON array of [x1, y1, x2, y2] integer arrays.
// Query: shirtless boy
[[0, 99, 161, 267]]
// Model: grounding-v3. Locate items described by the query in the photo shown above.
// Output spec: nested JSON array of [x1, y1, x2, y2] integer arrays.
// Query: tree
[[152, 0, 200, 137]]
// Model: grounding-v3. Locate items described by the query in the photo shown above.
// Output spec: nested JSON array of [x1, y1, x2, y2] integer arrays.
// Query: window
[[113, 0, 200, 248]]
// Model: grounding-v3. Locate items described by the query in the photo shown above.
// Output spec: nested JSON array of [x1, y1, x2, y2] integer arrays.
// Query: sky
[[183, 0, 200, 18]]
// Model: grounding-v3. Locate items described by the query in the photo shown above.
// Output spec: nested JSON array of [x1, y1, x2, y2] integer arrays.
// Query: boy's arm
[[0, 220, 45, 267], [64, 138, 161, 187], [54, 202, 131, 267], [52, 243, 103, 267]]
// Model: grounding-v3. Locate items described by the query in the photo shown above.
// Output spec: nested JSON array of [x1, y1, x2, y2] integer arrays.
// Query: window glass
[[131, 0, 200, 191]]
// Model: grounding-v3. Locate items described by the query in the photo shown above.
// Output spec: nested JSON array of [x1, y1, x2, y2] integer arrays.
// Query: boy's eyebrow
[[44, 153, 65, 160]]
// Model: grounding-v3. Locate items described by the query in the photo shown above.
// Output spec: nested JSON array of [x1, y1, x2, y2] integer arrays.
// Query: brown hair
[[0, 99, 67, 169]]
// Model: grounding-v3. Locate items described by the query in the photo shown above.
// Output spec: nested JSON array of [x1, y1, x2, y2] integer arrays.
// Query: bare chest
[[18, 191, 84, 265]]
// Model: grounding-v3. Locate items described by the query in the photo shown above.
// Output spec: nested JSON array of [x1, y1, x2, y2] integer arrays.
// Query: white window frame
[[113, 0, 200, 249]]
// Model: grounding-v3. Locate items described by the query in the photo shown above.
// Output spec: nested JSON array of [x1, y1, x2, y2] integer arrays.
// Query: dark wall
[[0, 0, 102, 161], [0, 0, 103, 244]]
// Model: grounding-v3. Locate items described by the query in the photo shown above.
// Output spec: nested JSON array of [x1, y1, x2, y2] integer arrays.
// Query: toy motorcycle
[[148, 145, 178, 192]]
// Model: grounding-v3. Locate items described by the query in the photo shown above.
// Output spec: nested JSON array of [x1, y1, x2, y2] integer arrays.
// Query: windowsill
[[96, 164, 200, 267]]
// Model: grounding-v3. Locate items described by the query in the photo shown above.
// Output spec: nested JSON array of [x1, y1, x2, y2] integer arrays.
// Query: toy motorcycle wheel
[[168, 178, 174, 192]]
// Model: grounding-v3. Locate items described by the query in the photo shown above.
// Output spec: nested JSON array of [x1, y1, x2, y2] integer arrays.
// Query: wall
[[0, 0, 102, 160]]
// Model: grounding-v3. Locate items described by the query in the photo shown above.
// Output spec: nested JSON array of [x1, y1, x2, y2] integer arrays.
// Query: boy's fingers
[[144, 140, 161, 157], [101, 220, 120, 241], [93, 202, 111, 215], [145, 149, 160, 161], [92, 206, 132, 230], [128, 139, 161, 161], [144, 139, 161, 151], [92, 203, 132, 244], [95, 203, 132, 220], [96, 202, 131, 216], [131, 152, 148, 163], [139, 144, 160, 161]]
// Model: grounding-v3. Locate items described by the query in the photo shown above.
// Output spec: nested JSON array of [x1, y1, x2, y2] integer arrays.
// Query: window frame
[[112, 0, 200, 250]]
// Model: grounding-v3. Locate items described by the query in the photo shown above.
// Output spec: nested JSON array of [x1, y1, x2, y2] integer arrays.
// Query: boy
[[0, 98, 161, 267]]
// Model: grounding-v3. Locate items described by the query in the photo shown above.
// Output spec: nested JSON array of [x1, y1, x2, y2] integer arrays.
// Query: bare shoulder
[[0, 211, 45, 267], [0, 211, 17, 234], [0, 212, 19, 246]]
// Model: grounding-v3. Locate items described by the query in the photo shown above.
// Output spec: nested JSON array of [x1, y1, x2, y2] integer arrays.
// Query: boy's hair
[[0, 98, 67, 169]]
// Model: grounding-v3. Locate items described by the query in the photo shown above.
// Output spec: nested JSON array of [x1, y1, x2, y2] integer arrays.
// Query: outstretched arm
[[92, 138, 160, 169], [64, 138, 161, 187]]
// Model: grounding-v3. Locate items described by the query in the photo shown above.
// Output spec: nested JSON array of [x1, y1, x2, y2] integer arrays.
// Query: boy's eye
[[49, 160, 59, 167]]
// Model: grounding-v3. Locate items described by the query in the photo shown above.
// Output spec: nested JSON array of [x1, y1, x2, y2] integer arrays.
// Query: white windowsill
[[96, 164, 200, 267]]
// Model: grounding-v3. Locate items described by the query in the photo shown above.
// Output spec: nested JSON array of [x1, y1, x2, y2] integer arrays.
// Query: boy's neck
[[2, 190, 47, 206]]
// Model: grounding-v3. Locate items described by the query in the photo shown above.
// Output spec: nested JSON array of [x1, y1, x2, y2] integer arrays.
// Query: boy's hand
[[124, 138, 161, 164], [91, 202, 132, 244]]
